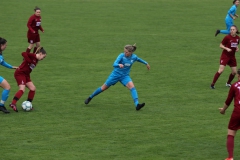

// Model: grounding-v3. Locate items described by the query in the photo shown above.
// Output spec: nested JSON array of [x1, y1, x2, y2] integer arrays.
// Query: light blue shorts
[[225, 19, 233, 31], [104, 73, 132, 87], [0, 76, 4, 83]]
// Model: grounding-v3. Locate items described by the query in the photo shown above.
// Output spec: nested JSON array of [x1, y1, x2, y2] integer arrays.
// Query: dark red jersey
[[221, 34, 240, 57], [27, 14, 43, 34], [15, 52, 38, 75], [225, 80, 240, 113]]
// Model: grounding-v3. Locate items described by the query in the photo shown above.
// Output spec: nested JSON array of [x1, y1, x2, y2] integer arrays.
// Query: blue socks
[[89, 87, 139, 107], [0, 89, 10, 106], [90, 87, 102, 98], [130, 87, 138, 107]]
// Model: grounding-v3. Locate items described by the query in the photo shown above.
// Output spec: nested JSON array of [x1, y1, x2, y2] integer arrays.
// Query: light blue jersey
[[103, 53, 148, 87], [220, 4, 238, 34], [0, 53, 13, 69], [112, 53, 147, 76], [88, 52, 149, 108], [226, 5, 237, 22]]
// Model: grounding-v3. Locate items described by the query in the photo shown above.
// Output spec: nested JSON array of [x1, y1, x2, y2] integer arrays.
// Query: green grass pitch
[[0, 0, 239, 159]]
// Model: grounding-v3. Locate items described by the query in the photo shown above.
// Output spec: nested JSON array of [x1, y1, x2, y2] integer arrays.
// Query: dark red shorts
[[14, 74, 31, 86], [228, 111, 240, 130], [27, 33, 40, 44], [220, 56, 237, 67]]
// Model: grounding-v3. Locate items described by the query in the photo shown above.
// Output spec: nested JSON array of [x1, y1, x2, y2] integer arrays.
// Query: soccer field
[[0, 0, 239, 159]]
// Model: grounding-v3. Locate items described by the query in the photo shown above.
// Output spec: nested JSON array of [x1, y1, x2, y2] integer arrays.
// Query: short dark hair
[[40, 47, 46, 54], [35, 47, 46, 54]]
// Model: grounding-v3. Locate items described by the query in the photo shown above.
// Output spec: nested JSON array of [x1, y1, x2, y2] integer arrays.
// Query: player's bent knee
[[30, 87, 36, 91], [101, 85, 108, 91], [218, 70, 224, 74], [6, 85, 11, 90], [1, 80, 11, 90]]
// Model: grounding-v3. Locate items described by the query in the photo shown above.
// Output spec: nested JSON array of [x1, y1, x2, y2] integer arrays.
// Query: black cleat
[[136, 103, 145, 111], [210, 85, 215, 89], [215, 29, 220, 37], [0, 106, 10, 113], [84, 97, 92, 104]]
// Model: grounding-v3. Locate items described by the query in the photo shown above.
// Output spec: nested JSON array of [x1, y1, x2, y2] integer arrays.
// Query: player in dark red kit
[[219, 68, 240, 160], [211, 25, 240, 89], [9, 47, 47, 112], [26, 6, 44, 53]]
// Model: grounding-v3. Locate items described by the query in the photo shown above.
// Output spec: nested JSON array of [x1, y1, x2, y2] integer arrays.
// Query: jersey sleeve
[[136, 56, 148, 65], [27, 16, 35, 33], [39, 25, 44, 32], [228, 6, 236, 15], [221, 36, 229, 46], [0, 57, 13, 69], [225, 85, 235, 106], [113, 54, 124, 67], [22, 52, 35, 63], [1, 61, 13, 68]]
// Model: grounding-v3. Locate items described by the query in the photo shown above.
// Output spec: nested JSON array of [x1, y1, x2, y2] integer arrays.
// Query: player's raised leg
[[84, 74, 116, 104], [220, 21, 232, 35], [84, 84, 108, 104]]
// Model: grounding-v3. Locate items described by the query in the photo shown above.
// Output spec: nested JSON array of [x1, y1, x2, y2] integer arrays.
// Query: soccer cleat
[[226, 83, 231, 87], [215, 29, 220, 37], [0, 106, 10, 113], [9, 104, 18, 112], [84, 97, 92, 104], [225, 158, 233, 160], [210, 85, 215, 89], [136, 103, 145, 111]]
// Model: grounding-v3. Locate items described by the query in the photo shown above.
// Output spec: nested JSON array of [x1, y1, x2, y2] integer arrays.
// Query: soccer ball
[[21, 101, 33, 111]]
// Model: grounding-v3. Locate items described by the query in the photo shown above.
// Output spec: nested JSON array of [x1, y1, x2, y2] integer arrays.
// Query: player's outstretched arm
[[1, 61, 13, 69]]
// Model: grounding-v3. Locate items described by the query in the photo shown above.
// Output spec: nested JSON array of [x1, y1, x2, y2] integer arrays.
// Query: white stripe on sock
[[1, 100, 5, 104]]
